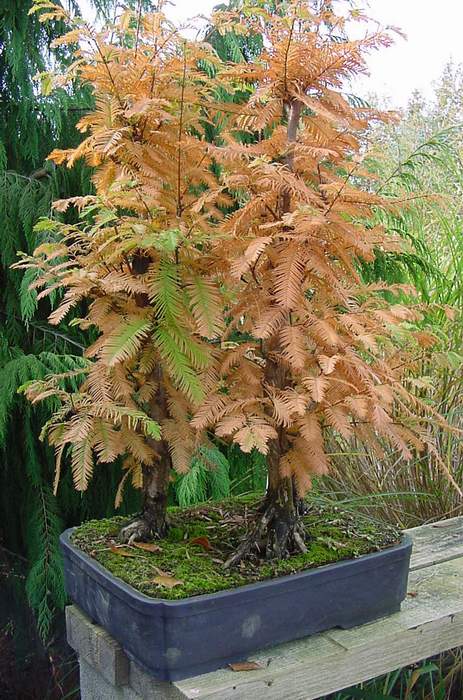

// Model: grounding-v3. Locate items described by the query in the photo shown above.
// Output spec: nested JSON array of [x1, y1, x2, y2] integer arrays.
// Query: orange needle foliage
[[16, 0, 454, 556], [191, 2, 452, 561], [16, 1, 231, 539]]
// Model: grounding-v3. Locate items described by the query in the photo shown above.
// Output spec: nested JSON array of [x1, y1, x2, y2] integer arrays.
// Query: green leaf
[[20, 268, 39, 322], [185, 275, 223, 339], [116, 408, 161, 439], [153, 325, 204, 403], [94, 208, 118, 228], [339, 688, 396, 700], [433, 351, 463, 370], [103, 318, 152, 366], [143, 417, 162, 439], [175, 458, 208, 506], [169, 322, 211, 370], [153, 228, 180, 253], [33, 217, 57, 233], [151, 260, 183, 321]]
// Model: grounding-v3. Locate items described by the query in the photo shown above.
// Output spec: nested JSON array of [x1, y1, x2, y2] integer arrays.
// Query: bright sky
[[79, 0, 463, 108], [355, 0, 463, 107]]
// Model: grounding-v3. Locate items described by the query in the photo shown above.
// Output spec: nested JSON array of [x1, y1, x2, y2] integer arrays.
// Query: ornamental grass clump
[[17, 0, 455, 566]]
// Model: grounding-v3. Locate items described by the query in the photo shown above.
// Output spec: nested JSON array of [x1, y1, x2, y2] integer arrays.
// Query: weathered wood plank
[[177, 613, 463, 699], [408, 516, 463, 571], [330, 556, 463, 641]]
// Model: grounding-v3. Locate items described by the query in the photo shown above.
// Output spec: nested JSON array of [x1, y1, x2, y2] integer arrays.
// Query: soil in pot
[[71, 495, 400, 600]]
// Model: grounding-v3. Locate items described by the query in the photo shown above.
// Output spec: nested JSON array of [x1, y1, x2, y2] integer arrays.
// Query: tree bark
[[263, 354, 296, 556], [223, 470, 306, 567], [263, 439, 301, 559], [119, 452, 171, 544], [141, 450, 170, 535], [257, 99, 306, 559], [118, 253, 172, 543], [119, 366, 172, 544], [225, 354, 307, 567]]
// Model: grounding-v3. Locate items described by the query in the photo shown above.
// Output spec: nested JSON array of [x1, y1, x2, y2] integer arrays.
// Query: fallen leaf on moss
[[316, 536, 348, 550], [109, 545, 137, 557], [229, 661, 262, 672], [133, 542, 162, 553], [190, 536, 211, 550], [152, 574, 183, 589]]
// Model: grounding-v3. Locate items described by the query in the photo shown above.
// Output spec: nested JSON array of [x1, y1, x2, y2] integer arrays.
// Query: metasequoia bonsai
[[18, 0, 449, 559], [191, 2, 450, 564], [18, 1, 231, 542]]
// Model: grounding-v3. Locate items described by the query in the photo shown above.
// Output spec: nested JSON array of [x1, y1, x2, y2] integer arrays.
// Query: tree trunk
[[142, 449, 170, 533], [225, 357, 307, 567], [225, 100, 306, 567], [258, 98, 306, 559], [119, 253, 172, 543], [119, 366, 172, 544], [119, 450, 171, 544], [224, 464, 307, 567], [262, 435, 302, 559]]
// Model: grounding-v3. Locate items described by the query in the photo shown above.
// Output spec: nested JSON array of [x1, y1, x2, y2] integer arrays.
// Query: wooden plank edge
[[177, 612, 463, 700]]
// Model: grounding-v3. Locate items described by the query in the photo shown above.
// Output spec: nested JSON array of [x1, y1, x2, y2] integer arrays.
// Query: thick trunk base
[[119, 368, 171, 545], [224, 495, 307, 569], [119, 507, 168, 545], [119, 470, 169, 544]]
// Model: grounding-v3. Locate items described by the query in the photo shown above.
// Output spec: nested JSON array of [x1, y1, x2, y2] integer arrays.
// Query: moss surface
[[71, 495, 400, 600]]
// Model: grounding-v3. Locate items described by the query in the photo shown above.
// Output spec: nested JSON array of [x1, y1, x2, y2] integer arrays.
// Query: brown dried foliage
[[16, 1, 454, 508]]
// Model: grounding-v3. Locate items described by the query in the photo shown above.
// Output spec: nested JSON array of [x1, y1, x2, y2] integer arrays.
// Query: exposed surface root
[[119, 516, 167, 545], [224, 501, 307, 569]]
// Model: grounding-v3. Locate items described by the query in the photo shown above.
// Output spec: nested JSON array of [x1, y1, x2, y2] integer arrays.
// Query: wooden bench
[[67, 516, 463, 700]]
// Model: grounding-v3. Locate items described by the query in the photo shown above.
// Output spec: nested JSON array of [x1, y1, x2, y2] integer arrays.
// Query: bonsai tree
[[18, 1, 451, 559], [191, 1, 452, 564], [17, 1, 231, 542]]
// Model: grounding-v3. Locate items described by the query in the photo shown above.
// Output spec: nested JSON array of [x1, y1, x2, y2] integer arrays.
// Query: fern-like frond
[[273, 243, 306, 309], [185, 275, 224, 339], [102, 318, 152, 366], [233, 417, 277, 454], [153, 325, 204, 403], [71, 431, 95, 491], [151, 260, 183, 322], [279, 324, 307, 370]]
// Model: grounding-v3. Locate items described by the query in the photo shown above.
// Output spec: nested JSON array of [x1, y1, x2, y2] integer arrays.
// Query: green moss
[[71, 497, 400, 600]]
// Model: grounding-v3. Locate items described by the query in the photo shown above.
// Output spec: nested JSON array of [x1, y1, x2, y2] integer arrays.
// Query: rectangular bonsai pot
[[60, 528, 412, 681]]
